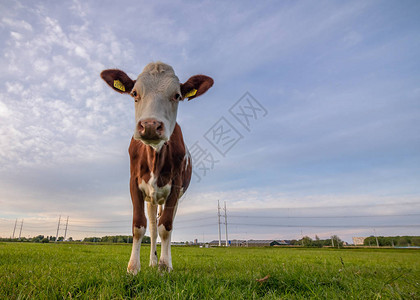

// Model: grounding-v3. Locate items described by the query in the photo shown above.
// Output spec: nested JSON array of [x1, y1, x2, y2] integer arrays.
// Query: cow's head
[[101, 62, 213, 151]]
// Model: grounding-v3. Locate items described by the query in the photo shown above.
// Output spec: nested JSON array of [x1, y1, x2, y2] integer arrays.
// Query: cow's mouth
[[140, 137, 167, 151]]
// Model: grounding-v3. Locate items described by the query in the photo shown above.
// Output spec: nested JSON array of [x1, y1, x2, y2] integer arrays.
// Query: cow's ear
[[181, 75, 214, 100], [100, 69, 135, 94]]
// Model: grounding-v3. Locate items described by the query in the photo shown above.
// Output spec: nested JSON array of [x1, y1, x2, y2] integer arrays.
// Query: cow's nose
[[138, 119, 164, 140]]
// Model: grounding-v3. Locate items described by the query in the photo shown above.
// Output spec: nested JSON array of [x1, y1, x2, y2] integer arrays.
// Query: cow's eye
[[131, 91, 137, 97], [173, 93, 181, 101]]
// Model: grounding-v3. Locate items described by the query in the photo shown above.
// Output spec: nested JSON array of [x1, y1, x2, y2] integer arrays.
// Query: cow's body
[[100, 62, 212, 274], [128, 123, 191, 271]]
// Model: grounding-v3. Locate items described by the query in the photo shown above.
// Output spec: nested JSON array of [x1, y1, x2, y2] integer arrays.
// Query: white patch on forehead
[[136, 62, 180, 94], [132, 62, 181, 147]]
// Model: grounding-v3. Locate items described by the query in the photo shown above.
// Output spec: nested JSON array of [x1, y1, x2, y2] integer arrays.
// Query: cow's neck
[[144, 142, 169, 175]]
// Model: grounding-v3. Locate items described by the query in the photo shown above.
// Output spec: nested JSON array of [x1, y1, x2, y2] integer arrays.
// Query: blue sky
[[0, 0, 419, 243]]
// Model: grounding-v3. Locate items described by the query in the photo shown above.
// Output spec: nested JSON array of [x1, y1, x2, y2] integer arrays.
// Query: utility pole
[[217, 200, 221, 246], [301, 229, 304, 246], [331, 236, 335, 248], [63, 216, 69, 241], [18, 219, 23, 240], [12, 219, 17, 239], [374, 229, 379, 248], [224, 201, 228, 247], [55, 215, 61, 242]]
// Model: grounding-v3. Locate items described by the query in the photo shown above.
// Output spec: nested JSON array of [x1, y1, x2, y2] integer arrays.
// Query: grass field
[[0, 243, 419, 299]]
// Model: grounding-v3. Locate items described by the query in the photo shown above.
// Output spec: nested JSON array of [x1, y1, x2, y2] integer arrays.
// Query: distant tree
[[41, 238, 49, 243], [58, 236, 64, 242], [411, 237, 420, 246], [330, 235, 343, 248], [68, 237, 73, 242], [301, 236, 313, 247], [32, 235, 44, 243], [311, 235, 321, 247], [83, 237, 101, 242], [397, 237, 408, 246]]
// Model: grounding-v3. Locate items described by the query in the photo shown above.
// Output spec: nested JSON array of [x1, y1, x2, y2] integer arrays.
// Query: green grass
[[0, 243, 419, 299]]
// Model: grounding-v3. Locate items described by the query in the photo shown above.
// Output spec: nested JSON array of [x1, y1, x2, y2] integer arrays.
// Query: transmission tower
[[55, 215, 61, 242], [217, 200, 221, 246]]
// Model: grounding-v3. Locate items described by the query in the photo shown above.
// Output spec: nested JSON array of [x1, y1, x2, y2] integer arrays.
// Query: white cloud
[[1, 17, 33, 32], [0, 101, 10, 117]]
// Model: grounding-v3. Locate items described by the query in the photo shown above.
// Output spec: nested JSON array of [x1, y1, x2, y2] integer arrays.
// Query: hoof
[[158, 262, 172, 272], [149, 260, 158, 267], [149, 252, 158, 267], [127, 261, 140, 275]]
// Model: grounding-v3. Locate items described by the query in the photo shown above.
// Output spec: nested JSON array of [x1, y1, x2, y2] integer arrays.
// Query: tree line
[[288, 235, 345, 248], [0, 235, 150, 244], [82, 235, 150, 244], [363, 236, 420, 247], [0, 235, 72, 243]]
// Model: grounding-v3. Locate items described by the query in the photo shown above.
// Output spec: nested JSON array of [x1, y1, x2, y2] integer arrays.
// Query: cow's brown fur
[[100, 69, 136, 94], [181, 75, 214, 100], [129, 123, 192, 232]]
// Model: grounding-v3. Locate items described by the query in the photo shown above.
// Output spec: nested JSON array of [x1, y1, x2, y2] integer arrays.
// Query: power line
[[228, 214, 420, 219], [68, 229, 131, 234], [176, 223, 218, 230], [226, 201, 420, 211], [228, 223, 420, 228], [69, 220, 129, 224], [68, 224, 129, 229]]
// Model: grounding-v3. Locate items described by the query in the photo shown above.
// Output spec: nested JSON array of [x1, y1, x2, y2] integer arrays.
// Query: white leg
[[158, 224, 173, 271], [127, 226, 145, 275], [158, 203, 177, 271], [147, 202, 158, 267]]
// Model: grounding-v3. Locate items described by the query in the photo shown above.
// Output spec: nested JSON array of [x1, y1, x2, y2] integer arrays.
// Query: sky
[[0, 0, 419, 243]]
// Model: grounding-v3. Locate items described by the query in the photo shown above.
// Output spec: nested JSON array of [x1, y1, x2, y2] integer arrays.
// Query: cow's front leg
[[147, 202, 158, 267], [158, 188, 179, 272], [127, 177, 146, 275]]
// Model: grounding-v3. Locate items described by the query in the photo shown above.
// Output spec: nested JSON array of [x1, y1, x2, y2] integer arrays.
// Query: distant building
[[276, 240, 291, 245], [246, 240, 284, 247], [208, 239, 290, 247], [352, 237, 366, 245], [209, 240, 222, 246], [230, 239, 246, 247]]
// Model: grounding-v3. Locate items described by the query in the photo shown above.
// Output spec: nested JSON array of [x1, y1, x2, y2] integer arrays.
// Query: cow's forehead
[[141, 62, 175, 75], [135, 62, 180, 93]]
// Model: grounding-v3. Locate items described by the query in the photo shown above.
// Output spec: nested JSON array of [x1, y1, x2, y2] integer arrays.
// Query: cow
[[100, 62, 213, 274]]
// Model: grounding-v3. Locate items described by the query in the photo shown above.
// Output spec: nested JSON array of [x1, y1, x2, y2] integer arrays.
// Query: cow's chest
[[139, 173, 171, 205]]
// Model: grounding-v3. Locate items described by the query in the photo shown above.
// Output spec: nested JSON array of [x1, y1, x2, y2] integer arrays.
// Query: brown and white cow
[[100, 62, 213, 274]]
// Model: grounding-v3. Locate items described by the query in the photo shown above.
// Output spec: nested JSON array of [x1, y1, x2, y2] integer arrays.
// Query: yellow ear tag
[[184, 89, 197, 98], [113, 80, 125, 92]]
